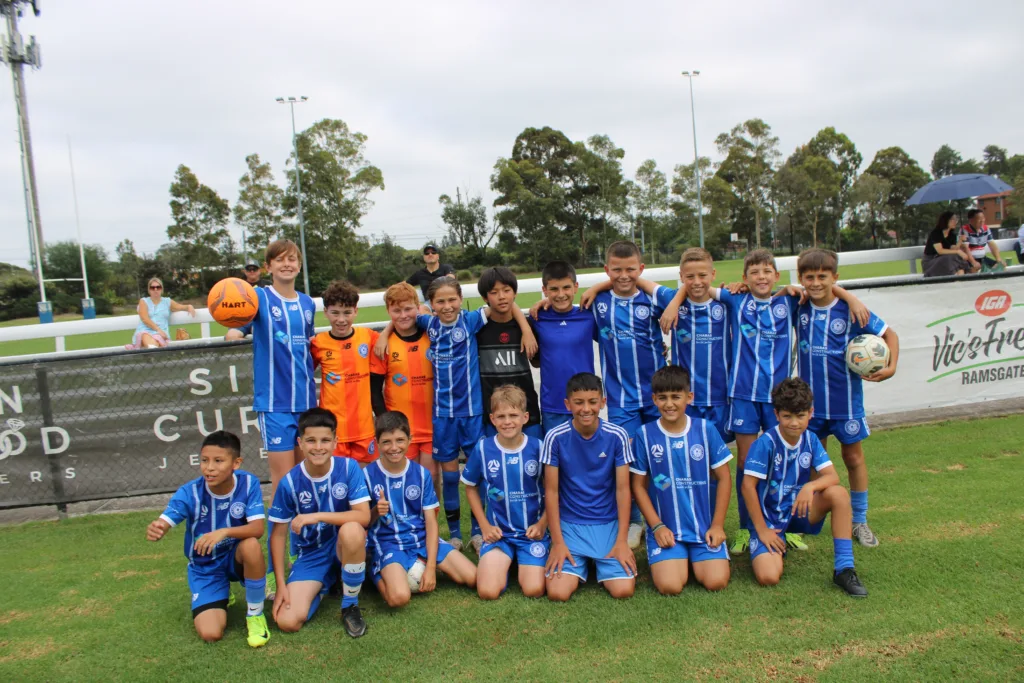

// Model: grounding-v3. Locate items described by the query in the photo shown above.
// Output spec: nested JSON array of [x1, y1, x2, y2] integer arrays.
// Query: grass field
[[0, 259, 919, 359], [1, 414, 1021, 682]]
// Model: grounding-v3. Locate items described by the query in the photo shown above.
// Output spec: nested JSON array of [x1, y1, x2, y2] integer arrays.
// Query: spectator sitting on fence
[[126, 277, 195, 349], [961, 209, 1004, 272], [923, 211, 973, 278]]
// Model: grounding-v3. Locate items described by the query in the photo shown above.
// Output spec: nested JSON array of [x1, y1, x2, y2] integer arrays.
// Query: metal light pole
[[276, 95, 310, 295], [682, 70, 704, 248]]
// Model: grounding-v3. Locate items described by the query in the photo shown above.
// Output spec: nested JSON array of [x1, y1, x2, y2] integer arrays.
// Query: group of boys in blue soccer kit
[[147, 237, 899, 646]]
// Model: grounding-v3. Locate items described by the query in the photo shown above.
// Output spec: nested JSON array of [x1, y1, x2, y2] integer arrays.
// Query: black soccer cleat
[[342, 605, 368, 638], [833, 568, 868, 598]]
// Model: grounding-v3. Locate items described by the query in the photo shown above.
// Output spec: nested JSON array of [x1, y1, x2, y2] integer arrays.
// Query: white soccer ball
[[845, 334, 890, 377], [406, 558, 426, 593]]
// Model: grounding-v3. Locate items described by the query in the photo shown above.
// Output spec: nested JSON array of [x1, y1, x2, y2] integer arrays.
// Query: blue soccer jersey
[[532, 305, 597, 415], [592, 290, 667, 410], [797, 298, 888, 420], [658, 286, 730, 407], [743, 427, 833, 530], [268, 456, 370, 554], [251, 286, 317, 413], [364, 459, 440, 554], [718, 289, 797, 403], [418, 309, 488, 418], [630, 418, 732, 543], [539, 419, 632, 525], [461, 435, 545, 537], [160, 470, 265, 568]]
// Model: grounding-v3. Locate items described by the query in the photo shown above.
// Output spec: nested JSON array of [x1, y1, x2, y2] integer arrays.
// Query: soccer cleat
[[785, 533, 808, 551], [227, 591, 237, 608], [265, 572, 277, 601], [627, 522, 643, 550], [449, 537, 464, 552], [729, 528, 750, 556], [470, 534, 483, 555], [833, 568, 868, 598], [246, 614, 271, 647], [852, 523, 879, 548], [342, 605, 367, 638]]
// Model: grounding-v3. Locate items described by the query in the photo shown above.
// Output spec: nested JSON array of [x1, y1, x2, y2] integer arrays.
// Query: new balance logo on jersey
[[391, 480, 403, 489], [672, 441, 685, 450], [217, 501, 230, 511], [507, 456, 520, 465]]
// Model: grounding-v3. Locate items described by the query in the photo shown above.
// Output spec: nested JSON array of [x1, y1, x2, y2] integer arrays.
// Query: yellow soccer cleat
[[246, 614, 270, 648]]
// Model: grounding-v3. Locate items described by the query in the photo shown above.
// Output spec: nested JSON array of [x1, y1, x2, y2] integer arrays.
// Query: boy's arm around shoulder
[[832, 286, 870, 327], [510, 305, 538, 358]]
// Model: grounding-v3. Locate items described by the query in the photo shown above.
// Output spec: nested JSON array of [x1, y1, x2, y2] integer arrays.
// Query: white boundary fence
[[0, 239, 1018, 358]]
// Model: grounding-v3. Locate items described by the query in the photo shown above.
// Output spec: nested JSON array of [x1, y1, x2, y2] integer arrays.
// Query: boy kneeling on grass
[[366, 411, 477, 608], [741, 378, 867, 597], [146, 431, 270, 648]]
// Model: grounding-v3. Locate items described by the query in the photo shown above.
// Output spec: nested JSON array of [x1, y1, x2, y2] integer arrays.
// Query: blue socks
[[442, 470, 463, 540], [245, 576, 266, 616], [736, 476, 751, 530], [341, 562, 365, 609], [851, 490, 868, 525], [833, 538, 855, 572]]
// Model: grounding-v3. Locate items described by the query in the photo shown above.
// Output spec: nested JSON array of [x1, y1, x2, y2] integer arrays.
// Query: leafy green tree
[[715, 118, 780, 247], [631, 159, 670, 261], [283, 118, 385, 293], [850, 173, 892, 249], [774, 150, 841, 247], [583, 135, 629, 252], [806, 127, 862, 243], [865, 147, 930, 245], [982, 145, 1008, 176], [931, 145, 962, 178], [671, 157, 736, 256], [43, 241, 110, 297], [113, 239, 143, 300], [166, 164, 233, 290], [234, 154, 285, 258], [439, 191, 495, 250]]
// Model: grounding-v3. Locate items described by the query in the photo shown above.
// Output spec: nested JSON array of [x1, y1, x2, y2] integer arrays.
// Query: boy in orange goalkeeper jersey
[[310, 280, 386, 465]]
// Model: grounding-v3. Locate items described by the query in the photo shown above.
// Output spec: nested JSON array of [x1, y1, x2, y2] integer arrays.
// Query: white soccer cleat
[[470, 534, 483, 555], [627, 522, 643, 550]]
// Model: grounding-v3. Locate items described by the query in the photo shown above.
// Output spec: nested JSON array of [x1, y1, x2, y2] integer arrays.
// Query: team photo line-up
[[147, 237, 899, 647]]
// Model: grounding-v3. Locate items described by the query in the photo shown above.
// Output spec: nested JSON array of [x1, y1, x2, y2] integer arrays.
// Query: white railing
[[0, 238, 1016, 356]]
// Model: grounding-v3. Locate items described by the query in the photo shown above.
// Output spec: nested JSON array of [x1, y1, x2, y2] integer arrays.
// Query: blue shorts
[[484, 422, 544, 440], [258, 411, 301, 452], [728, 399, 777, 435], [433, 416, 484, 463], [686, 404, 734, 444], [749, 516, 826, 560], [607, 404, 660, 440], [556, 520, 635, 583], [645, 532, 729, 565], [371, 538, 456, 585], [542, 412, 572, 435], [188, 551, 245, 615], [809, 416, 870, 445], [289, 541, 340, 587], [481, 535, 550, 567]]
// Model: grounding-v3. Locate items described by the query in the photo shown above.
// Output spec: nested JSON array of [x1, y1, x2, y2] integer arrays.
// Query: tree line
[[2, 116, 1021, 321]]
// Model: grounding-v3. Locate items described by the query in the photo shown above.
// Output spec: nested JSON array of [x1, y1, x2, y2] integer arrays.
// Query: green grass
[[0, 260, 919, 359], [1, 415, 1022, 681]]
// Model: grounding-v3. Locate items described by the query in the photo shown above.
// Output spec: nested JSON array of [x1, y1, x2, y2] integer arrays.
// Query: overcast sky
[[2, 0, 1022, 270]]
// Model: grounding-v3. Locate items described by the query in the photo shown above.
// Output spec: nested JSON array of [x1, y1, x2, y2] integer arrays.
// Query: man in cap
[[243, 259, 272, 288], [406, 244, 456, 305]]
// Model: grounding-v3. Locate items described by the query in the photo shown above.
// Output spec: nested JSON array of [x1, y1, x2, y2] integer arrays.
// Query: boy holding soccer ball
[[365, 411, 477, 608], [793, 248, 899, 547]]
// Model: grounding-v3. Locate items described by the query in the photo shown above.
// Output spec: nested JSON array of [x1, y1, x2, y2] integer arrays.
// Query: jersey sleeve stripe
[[246, 513, 266, 521], [349, 495, 371, 505], [628, 466, 647, 475], [422, 501, 440, 510], [814, 460, 834, 471], [743, 469, 768, 480], [268, 514, 294, 524], [711, 454, 734, 469], [159, 514, 178, 527]]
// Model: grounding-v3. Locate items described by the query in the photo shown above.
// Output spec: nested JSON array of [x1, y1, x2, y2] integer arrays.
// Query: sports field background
[[1, 413, 1021, 682]]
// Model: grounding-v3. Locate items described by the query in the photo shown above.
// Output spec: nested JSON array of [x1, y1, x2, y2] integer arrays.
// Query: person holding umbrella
[[923, 211, 973, 277], [961, 209, 1004, 272]]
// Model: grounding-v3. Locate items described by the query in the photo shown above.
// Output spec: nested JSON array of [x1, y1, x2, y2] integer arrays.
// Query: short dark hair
[[743, 248, 777, 275], [565, 372, 603, 398], [771, 378, 814, 414], [542, 260, 577, 287], [201, 430, 241, 458], [298, 407, 337, 435], [606, 240, 642, 262], [375, 411, 411, 440], [477, 266, 518, 298], [651, 366, 691, 395], [322, 279, 360, 308], [797, 248, 839, 276], [967, 209, 983, 220], [426, 276, 461, 303]]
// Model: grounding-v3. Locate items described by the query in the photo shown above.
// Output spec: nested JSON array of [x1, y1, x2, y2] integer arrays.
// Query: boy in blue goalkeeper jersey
[[374, 277, 537, 552], [146, 431, 269, 648], [793, 249, 899, 548], [541, 373, 636, 602], [268, 408, 371, 638], [740, 378, 867, 597], [463, 386, 548, 600], [366, 411, 478, 608], [631, 366, 732, 595]]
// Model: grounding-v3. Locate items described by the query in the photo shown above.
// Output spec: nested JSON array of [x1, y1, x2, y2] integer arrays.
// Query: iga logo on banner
[[931, 287, 1024, 387], [975, 290, 1011, 317]]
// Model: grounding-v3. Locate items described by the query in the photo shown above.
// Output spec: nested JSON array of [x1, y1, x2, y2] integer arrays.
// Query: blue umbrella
[[905, 173, 1013, 206]]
